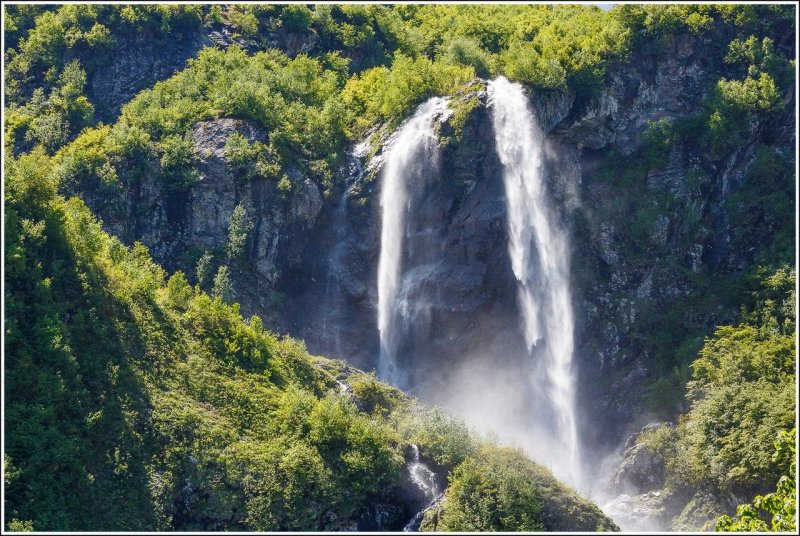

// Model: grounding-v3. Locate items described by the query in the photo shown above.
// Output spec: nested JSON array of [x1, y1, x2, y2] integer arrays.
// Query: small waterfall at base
[[403, 444, 441, 532], [487, 76, 581, 488], [377, 97, 448, 386]]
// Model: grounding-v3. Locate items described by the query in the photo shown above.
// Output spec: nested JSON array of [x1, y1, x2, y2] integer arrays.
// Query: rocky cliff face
[[564, 35, 795, 451], [284, 82, 526, 384], [76, 31, 794, 474]]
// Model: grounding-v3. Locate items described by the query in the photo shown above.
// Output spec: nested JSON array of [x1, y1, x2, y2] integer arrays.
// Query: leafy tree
[[212, 265, 234, 303], [166, 271, 193, 310], [716, 429, 796, 532], [226, 203, 254, 260], [195, 250, 213, 287]]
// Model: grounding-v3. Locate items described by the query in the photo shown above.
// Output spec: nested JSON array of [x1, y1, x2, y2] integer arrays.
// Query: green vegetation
[[580, 5, 794, 417], [5, 59, 95, 153], [4, 4, 206, 152], [4, 145, 616, 531], [421, 445, 617, 532], [636, 268, 796, 529], [225, 203, 253, 260], [6, 2, 792, 201], [4, 149, 390, 530], [703, 35, 791, 159], [716, 429, 796, 532], [427, 447, 545, 532], [3, 3, 795, 532], [679, 269, 795, 489]]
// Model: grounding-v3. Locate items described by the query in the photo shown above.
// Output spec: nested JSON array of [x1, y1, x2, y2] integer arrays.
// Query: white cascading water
[[488, 76, 580, 487], [377, 97, 448, 386], [403, 444, 441, 532]]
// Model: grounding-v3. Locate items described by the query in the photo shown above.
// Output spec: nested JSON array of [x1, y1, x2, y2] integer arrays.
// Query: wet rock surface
[[602, 490, 680, 532]]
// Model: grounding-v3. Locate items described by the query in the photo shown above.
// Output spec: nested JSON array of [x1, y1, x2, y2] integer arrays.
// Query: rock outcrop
[[602, 422, 743, 532]]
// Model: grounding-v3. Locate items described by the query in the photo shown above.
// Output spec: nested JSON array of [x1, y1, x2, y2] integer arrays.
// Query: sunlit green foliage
[[389, 4, 629, 95], [716, 429, 796, 532], [5, 144, 608, 529], [7, 2, 793, 160], [4, 4, 206, 152], [8, 2, 792, 201], [3, 3, 794, 532], [7, 147, 544, 531], [223, 132, 281, 183], [674, 269, 795, 489], [638, 268, 796, 526], [347, 372, 407, 417], [424, 445, 618, 532], [5, 60, 95, 154], [705, 33, 791, 158], [342, 53, 474, 133], [3, 4, 54, 50], [399, 407, 477, 470], [434, 446, 545, 532], [0, 151, 401, 530]]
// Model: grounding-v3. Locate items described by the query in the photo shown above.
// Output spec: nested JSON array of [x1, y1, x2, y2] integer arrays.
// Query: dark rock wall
[[76, 33, 795, 457]]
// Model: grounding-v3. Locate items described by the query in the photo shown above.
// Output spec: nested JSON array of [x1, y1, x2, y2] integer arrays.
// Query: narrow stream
[[403, 444, 441, 532]]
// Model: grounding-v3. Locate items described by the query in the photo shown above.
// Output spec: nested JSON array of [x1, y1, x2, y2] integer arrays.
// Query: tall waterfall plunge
[[377, 97, 449, 387], [374, 86, 581, 489], [488, 77, 580, 487]]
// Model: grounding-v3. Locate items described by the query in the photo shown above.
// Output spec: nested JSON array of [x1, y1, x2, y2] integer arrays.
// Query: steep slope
[[38, 7, 793, 449], [4, 150, 617, 532]]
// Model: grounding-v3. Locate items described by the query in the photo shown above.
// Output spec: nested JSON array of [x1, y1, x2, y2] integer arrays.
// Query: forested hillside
[[4, 150, 614, 531], [3, 3, 796, 533]]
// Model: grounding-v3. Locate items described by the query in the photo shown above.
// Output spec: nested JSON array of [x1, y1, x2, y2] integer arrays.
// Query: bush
[[159, 133, 199, 191], [401, 407, 476, 469], [649, 267, 796, 499], [716, 429, 796, 532], [436, 447, 544, 531], [348, 372, 406, 416]]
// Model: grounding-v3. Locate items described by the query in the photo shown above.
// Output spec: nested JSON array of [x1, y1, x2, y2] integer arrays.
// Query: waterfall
[[403, 444, 441, 532], [377, 97, 448, 386], [322, 141, 368, 356], [488, 76, 580, 487]]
